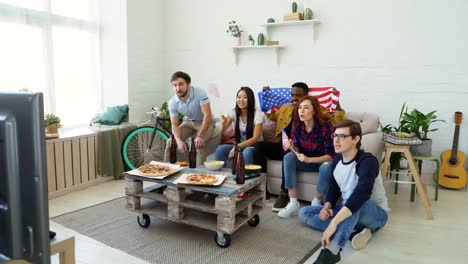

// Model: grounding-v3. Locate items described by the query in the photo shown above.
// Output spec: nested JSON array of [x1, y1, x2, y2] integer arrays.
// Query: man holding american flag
[[254, 82, 309, 212]]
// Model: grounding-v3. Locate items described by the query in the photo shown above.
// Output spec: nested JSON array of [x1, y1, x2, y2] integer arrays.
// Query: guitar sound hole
[[449, 159, 458, 166]]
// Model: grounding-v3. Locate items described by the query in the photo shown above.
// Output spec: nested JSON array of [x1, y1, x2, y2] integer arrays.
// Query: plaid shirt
[[290, 121, 335, 158]]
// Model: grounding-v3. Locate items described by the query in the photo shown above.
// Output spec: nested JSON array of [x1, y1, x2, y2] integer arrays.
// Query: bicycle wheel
[[122, 127, 170, 170]]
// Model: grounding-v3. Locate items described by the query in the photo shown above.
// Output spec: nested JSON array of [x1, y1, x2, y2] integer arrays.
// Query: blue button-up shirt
[[168, 86, 213, 122]]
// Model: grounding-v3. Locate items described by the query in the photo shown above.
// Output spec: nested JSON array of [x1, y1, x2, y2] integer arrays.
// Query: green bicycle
[[121, 107, 171, 170]]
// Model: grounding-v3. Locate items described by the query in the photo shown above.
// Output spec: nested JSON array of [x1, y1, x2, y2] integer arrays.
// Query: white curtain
[[0, 0, 101, 126]]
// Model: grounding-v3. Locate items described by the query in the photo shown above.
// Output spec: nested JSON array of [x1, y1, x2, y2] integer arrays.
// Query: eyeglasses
[[331, 134, 352, 140]]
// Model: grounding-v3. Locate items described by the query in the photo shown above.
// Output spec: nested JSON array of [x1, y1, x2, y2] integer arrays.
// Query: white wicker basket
[[383, 132, 422, 145]]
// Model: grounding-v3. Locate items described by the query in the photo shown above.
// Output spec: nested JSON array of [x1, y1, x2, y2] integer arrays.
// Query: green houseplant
[[44, 113, 61, 136], [400, 109, 445, 140], [159, 101, 184, 133], [226, 20, 243, 46], [380, 102, 409, 176], [400, 107, 445, 156]]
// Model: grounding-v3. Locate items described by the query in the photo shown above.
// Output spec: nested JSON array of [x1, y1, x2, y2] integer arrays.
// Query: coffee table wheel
[[247, 214, 260, 227], [214, 232, 231, 248], [137, 214, 151, 228]]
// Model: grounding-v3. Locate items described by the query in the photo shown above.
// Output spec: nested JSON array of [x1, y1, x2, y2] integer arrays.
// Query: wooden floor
[[49, 176, 468, 264]]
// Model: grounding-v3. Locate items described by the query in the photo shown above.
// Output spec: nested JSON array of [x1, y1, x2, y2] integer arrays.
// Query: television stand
[[50, 233, 75, 264]]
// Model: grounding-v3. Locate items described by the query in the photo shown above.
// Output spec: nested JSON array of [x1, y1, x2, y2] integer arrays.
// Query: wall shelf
[[232, 45, 285, 65], [261, 19, 320, 41]]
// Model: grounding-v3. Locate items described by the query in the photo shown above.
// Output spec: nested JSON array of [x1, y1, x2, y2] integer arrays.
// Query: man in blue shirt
[[299, 120, 389, 264], [164, 71, 216, 166]]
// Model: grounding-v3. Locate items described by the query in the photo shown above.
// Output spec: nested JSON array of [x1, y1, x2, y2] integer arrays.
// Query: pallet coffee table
[[124, 168, 266, 248]]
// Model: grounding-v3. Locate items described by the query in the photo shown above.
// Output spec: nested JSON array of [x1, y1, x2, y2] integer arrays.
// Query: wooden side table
[[50, 233, 75, 264], [381, 143, 433, 220]]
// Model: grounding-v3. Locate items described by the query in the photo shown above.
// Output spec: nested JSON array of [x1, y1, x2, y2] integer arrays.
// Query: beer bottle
[[169, 134, 177, 164], [188, 137, 197, 168], [231, 144, 239, 175], [235, 149, 245, 184]]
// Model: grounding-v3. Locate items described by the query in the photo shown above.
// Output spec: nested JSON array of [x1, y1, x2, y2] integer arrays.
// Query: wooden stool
[[382, 143, 433, 219], [50, 234, 75, 264]]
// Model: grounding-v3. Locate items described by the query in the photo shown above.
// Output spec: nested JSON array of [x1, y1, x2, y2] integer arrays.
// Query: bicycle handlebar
[[145, 107, 161, 116]]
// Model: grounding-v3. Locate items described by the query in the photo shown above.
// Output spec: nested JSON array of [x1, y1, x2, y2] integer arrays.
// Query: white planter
[[234, 37, 241, 46]]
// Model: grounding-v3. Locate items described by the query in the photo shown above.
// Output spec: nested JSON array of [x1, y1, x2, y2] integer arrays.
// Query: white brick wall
[[128, 0, 468, 171]]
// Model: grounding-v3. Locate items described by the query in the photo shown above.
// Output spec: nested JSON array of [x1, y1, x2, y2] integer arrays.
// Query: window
[[0, 0, 100, 126]]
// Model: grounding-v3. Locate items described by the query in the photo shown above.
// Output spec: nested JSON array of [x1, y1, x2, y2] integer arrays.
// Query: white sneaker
[[277, 201, 300, 219], [311, 197, 321, 206], [351, 228, 372, 250]]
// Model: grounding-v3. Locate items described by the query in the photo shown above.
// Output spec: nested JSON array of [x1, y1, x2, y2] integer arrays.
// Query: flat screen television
[[0, 92, 50, 263]]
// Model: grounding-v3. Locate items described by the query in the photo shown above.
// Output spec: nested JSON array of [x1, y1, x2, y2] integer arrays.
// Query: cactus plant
[[292, 2, 298, 13], [257, 33, 265, 45], [267, 18, 275, 23], [305, 8, 313, 20], [248, 35, 255, 45]]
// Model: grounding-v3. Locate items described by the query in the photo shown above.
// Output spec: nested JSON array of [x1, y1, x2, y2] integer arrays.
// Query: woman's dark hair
[[235, 87, 256, 144], [292, 95, 328, 125], [170, 71, 191, 84]]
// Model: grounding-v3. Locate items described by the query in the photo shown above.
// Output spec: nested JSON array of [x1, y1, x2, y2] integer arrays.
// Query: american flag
[[308, 86, 340, 112], [258, 88, 292, 113], [207, 83, 220, 98], [258, 86, 340, 113], [282, 129, 289, 151]]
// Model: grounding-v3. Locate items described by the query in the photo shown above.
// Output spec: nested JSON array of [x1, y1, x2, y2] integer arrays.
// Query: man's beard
[[177, 90, 188, 98]]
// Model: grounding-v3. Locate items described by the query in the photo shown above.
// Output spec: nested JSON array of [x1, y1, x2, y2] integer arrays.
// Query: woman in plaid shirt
[[277, 96, 335, 219]]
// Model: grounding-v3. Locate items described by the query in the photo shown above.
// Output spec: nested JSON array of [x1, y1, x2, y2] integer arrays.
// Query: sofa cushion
[[222, 126, 235, 144], [345, 112, 379, 135], [93, 104, 129, 125], [267, 160, 319, 185], [262, 123, 277, 143]]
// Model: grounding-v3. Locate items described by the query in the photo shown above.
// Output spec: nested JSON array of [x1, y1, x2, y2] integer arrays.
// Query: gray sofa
[[266, 112, 385, 202]]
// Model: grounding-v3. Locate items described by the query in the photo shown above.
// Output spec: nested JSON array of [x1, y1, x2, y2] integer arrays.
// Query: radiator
[[46, 129, 109, 197]]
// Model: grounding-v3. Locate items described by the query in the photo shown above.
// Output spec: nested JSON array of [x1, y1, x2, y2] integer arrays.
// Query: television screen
[[0, 92, 50, 263]]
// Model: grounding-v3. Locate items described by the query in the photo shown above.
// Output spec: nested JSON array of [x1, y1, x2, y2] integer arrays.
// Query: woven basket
[[46, 124, 59, 134], [383, 132, 422, 145]]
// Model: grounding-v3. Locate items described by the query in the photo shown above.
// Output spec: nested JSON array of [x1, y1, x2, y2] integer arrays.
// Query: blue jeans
[[215, 144, 255, 167], [283, 152, 333, 196], [298, 200, 388, 249]]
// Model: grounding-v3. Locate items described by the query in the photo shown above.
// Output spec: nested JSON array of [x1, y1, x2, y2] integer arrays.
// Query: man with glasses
[[254, 82, 309, 211], [299, 120, 389, 264]]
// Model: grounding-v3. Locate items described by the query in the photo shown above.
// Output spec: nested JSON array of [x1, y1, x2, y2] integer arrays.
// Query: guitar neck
[[451, 125, 460, 159]]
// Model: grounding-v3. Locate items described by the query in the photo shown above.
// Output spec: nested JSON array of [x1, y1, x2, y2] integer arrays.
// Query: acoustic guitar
[[439, 112, 467, 189]]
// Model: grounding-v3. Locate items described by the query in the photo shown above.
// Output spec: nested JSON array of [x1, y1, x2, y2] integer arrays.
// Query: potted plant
[[380, 102, 410, 174], [248, 35, 254, 46], [159, 101, 184, 133], [400, 108, 445, 156], [226, 20, 243, 46], [44, 113, 61, 136]]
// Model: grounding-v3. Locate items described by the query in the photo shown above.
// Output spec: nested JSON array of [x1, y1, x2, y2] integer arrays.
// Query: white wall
[[127, 0, 166, 124], [160, 0, 468, 160], [128, 0, 468, 170]]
